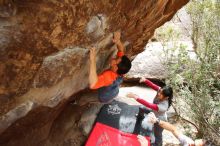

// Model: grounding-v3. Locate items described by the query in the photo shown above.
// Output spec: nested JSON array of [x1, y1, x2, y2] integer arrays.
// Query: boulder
[[126, 41, 196, 81], [126, 42, 169, 80], [0, 0, 189, 145]]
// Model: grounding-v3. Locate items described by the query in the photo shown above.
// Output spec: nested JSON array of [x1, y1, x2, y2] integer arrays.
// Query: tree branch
[[172, 105, 200, 132]]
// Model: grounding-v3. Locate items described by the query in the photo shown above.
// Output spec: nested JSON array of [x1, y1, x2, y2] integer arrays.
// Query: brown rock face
[[0, 0, 189, 145]]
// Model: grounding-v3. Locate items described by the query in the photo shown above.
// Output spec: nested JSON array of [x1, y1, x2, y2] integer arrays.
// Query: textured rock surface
[[0, 0, 189, 145], [0, 0, 189, 102]]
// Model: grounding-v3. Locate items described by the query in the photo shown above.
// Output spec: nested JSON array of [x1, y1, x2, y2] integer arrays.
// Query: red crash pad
[[86, 122, 150, 146]]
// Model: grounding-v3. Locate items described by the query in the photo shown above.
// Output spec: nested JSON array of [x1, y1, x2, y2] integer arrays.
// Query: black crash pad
[[95, 100, 154, 137]]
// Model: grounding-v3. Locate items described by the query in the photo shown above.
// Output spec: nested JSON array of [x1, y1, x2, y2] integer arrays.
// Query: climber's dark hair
[[117, 55, 131, 75], [161, 86, 173, 108]]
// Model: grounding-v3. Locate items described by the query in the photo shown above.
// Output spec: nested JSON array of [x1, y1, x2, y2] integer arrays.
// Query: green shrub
[[161, 0, 220, 144]]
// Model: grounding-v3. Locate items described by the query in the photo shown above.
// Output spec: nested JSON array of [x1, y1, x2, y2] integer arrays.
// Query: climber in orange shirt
[[89, 31, 131, 103]]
